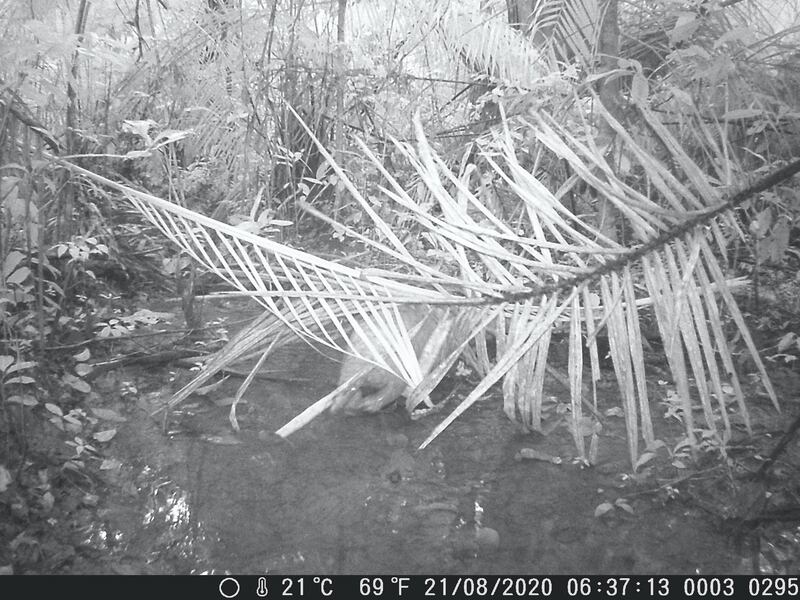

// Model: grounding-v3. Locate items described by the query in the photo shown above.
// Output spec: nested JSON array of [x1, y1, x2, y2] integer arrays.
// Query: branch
[[494, 158, 800, 306]]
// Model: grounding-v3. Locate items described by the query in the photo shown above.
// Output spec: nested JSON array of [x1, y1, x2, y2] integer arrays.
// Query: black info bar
[[2, 574, 796, 599]]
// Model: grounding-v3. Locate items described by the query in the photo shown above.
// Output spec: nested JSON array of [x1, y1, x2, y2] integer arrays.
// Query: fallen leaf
[[201, 434, 241, 445], [516, 448, 562, 464], [594, 502, 614, 517], [100, 458, 122, 471], [75, 363, 93, 376], [615, 500, 634, 514], [91, 408, 127, 422], [0, 465, 12, 492]]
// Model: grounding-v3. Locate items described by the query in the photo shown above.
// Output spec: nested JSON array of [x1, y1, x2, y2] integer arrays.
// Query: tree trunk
[[333, 0, 348, 215], [596, 0, 622, 242], [63, 0, 90, 239]]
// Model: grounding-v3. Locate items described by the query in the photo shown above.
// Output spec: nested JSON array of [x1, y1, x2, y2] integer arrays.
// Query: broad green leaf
[[93, 429, 117, 443], [45, 403, 63, 416]]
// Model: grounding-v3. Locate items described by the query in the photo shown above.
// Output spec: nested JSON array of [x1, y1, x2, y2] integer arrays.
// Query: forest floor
[[2, 247, 800, 574]]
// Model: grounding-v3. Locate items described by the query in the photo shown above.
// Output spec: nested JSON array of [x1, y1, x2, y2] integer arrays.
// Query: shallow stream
[[81, 319, 747, 574]]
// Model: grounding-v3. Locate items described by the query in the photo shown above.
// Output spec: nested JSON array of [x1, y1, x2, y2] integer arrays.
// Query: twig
[[85, 349, 205, 380]]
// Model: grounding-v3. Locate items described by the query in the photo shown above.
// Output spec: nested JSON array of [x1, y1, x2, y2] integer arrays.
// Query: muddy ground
[[2, 297, 800, 574]]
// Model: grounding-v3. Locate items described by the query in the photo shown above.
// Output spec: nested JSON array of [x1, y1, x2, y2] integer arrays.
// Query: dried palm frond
[[61, 99, 797, 466], [64, 161, 501, 417]]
